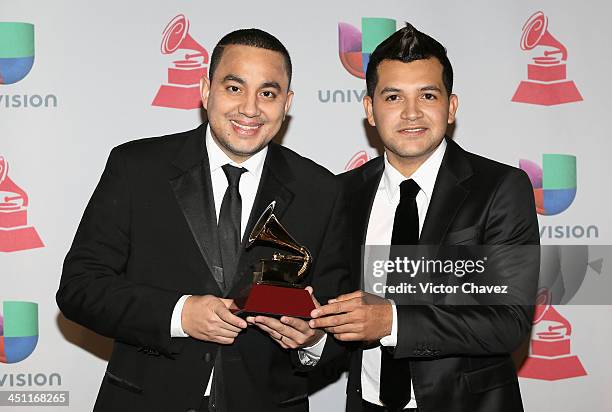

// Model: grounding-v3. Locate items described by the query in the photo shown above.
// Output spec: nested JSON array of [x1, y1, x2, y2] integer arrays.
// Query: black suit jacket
[[340, 138, 539, 412], [57, 124, 350, 412]]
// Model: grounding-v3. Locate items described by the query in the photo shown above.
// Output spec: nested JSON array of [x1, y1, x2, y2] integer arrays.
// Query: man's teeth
[[231, 120, 260, 130], [404, 128, 425, 132]]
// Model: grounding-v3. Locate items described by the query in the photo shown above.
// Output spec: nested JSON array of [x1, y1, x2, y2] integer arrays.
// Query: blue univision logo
[[0, 301, 39, 364], [0, 22, 35, 85]]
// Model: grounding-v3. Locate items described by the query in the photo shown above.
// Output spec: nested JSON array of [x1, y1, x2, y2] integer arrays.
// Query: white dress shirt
[[361, 140, 447, 409], [296, 141, 448, 402], [170, 125, 267, 396]]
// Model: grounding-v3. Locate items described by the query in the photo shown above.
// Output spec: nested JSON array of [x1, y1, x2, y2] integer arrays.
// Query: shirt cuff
[[298, 333, 327, 365], [379, 300, 397, 347], [170, 295, 192, 337]]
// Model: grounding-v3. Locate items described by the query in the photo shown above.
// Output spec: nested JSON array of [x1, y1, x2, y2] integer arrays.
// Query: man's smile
[[230, 119, 263, 135], [397, 126, 428, 136]]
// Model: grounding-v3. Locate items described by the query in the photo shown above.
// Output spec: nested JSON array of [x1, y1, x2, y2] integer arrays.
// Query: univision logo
[[521, 154, 598, 239], [0, 22, 58, 108], [338, 18, 396, 79], [0, 301, 38, 364], [319, 18, 396, 104], [0, 22, 34, 84], [519, 154, 576, 216]]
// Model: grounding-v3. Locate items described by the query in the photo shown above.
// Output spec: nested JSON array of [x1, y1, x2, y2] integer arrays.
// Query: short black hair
[[366, 23, 453, 97], [208, 28, 292, 88]]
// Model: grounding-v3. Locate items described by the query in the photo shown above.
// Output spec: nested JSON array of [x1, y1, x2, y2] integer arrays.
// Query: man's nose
[[400, 100, 423, 121], [239, 93, 261, 117]]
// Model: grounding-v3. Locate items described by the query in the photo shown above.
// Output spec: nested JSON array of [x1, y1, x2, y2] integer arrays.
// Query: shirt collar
[[382, 139, 447, 203], [205, 124, 268, 175]]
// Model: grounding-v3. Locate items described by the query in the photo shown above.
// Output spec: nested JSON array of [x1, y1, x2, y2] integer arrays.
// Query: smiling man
[[57, 29, 349, 412], [310, 24, 539, 412]]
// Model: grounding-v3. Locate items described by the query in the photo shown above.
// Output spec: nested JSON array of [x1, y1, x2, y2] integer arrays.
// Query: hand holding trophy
[[233, 201, 318, 319]]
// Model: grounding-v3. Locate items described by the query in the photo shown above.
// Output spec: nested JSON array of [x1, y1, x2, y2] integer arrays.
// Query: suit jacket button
[[203, 352, 212, 362]]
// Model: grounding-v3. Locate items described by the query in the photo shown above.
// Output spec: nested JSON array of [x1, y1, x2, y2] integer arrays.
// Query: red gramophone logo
[[519, 288, 587, 381], [345, 151, 370, 171], [0, 156, 43, 252], [512, 11, 582, 106], [152, 14, 208, 110]]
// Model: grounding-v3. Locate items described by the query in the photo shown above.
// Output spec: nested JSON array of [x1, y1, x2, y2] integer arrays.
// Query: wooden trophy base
[[233, 283, 315, 319]]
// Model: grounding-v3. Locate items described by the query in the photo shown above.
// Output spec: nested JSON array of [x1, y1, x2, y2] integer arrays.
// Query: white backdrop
[[2, 0, 610, 410]]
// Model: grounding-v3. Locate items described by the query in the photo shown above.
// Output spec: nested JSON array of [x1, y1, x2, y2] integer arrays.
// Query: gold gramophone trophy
[[233, 202, 316, 319]]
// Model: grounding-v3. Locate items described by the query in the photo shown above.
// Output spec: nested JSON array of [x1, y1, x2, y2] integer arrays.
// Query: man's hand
[[182, 295, 247, 344], [246, 286, 325, 350], [309, 290, 392, 342]]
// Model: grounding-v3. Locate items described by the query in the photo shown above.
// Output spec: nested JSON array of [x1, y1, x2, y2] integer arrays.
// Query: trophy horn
[[248, 202, 312, 277]]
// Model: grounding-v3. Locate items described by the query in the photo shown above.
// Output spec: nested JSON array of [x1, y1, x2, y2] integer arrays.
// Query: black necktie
[[380, 178, 420, 411], [217, 164, 247, 290]]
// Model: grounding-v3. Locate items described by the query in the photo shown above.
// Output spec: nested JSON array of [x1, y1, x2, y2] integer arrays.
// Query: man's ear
[[283, 90, 294, 121], [200, 75, 211, 110], [363, 95, 376, 127], [447, 94, 458, 124]]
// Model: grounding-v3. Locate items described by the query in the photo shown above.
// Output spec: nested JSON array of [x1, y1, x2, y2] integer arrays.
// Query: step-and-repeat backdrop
[[2, 0, 611, 410]]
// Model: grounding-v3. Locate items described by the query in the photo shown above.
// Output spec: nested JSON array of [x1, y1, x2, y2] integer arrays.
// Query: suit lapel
[[349, 141, 472, 266], [420, 138, 473, 244], [226, 143, 294, 296], [169, 124, 224, 294], [350, 157, 384, 288]]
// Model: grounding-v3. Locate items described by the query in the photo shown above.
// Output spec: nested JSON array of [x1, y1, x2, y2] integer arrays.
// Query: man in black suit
[[57, 29, 348, 412], [310, 24, 539, 412]]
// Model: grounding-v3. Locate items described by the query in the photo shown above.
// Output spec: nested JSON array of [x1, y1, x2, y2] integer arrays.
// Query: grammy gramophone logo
[[152, 14, 208, 110], [0, 156, 43, 252], [519, 288, 587, 381], [344, 151, 370, 171], [512, 11, 582, 106]]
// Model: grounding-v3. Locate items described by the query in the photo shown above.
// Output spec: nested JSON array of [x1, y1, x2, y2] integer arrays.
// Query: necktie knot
[[400, 178, 420, 200], [222, 164, 247, 188]]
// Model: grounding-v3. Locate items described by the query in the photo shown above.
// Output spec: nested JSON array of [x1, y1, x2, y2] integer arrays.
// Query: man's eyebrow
[[222, 74, 245, 85], [379, 85, 443, 94], [221, 75, 282, 91], [261, 81, 282, 91], [420, 85, 442, 92], [379, 87, 401, 94]]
